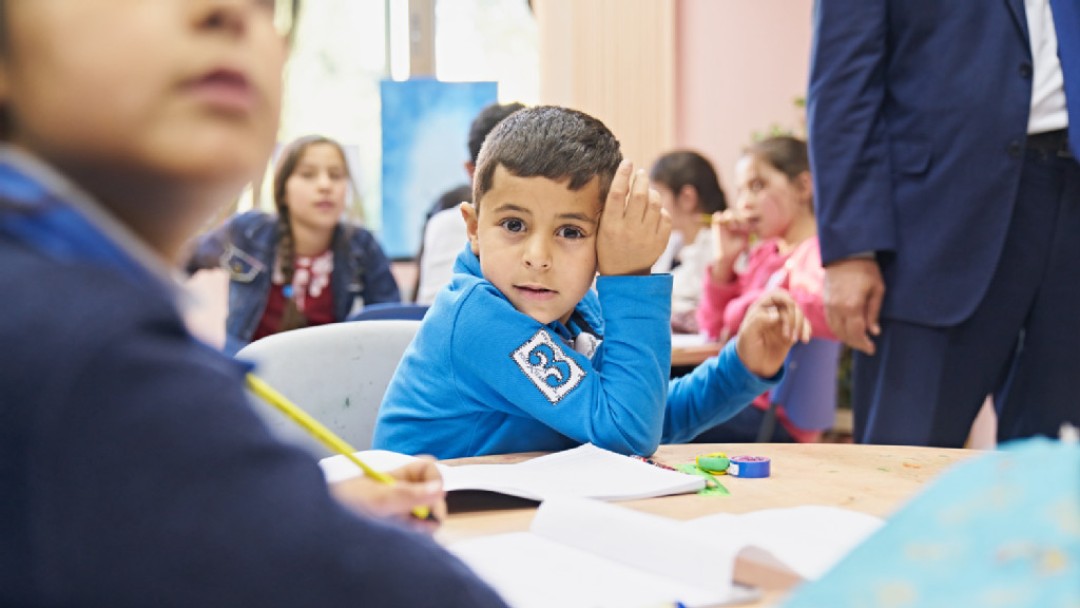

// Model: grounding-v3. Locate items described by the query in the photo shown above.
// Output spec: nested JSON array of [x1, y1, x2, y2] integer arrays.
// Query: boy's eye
[[557, 226, 586, 239], [499, 218, 526, 233], [749, 180, 765, 193]]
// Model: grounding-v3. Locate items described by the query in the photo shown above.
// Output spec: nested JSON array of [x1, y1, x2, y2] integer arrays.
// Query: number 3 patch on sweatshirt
[[511, 329, 586, 404]]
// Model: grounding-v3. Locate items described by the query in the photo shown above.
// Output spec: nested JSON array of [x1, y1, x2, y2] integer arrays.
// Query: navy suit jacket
[[808, 1, 1035, 326]]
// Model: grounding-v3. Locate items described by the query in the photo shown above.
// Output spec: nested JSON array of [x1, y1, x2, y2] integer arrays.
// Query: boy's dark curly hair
[[472, 105, 623, 209]]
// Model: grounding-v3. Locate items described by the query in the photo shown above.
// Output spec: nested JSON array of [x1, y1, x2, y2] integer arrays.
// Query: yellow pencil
[[699, 213, 715, 226], [244, 373, 433, 521]]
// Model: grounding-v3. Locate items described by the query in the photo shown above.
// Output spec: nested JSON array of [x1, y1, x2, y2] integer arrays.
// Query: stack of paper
[[449, 498, 883, 608]]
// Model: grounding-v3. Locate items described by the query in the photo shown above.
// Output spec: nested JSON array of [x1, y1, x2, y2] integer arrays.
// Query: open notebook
[[448, 497, 883, 608], [319, 443, 706, 502]]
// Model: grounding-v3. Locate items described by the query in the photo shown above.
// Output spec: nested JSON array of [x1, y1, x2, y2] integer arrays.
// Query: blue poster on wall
[[380, 79, 498, 259]]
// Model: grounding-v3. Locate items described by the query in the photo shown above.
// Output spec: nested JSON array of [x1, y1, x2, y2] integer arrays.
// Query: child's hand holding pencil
[[244, 374, 443, 531], [329, 458, 447, 534]]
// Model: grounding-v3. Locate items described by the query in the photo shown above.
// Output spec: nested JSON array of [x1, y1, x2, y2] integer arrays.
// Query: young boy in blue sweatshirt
[[373, 106, 810, 459], [0, 2, 506, 606]]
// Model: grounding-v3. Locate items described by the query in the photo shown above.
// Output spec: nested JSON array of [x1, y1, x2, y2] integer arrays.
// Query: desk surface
[[671, 340, 722, 367], [438, 442, 979, 607]]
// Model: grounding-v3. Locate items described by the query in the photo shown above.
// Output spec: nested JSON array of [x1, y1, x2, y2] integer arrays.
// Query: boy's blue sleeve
[[449, 275, 673, 456], [661, 340, 782, 443]]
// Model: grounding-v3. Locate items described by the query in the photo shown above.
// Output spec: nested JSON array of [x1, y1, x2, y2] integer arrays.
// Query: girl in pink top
[[695, 136, 835, 442]]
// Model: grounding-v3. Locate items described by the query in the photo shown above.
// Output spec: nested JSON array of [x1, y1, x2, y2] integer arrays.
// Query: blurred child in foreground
[[0, 1, 506, 605]]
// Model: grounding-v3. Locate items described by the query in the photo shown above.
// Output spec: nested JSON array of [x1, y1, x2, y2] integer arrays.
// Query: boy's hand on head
[[597, 161, 672, 276], [328, 457, 446, 534], [735, 290, 812, 378]]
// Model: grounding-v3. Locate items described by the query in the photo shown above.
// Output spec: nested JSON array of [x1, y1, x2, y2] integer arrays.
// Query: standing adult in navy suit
[[808, 0, 1080, 446]]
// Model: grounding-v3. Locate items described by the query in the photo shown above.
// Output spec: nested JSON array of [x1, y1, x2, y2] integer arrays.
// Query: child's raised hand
[[711, 209, 753, 265], [707, 209, 753, 284], [328, 457, 447, 534], [735, 290, 812, 378], [597, 160, 672, 276]]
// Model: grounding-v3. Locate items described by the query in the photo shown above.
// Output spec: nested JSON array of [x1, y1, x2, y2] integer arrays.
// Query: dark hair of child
[[746, 135, 810, 181], [648, 150, 727, 214], [472, 105, 623, 209], [466, 102, 526, 164]]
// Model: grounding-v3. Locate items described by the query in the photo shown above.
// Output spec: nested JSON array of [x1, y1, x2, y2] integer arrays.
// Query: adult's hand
[[823, 258, 884, 355]]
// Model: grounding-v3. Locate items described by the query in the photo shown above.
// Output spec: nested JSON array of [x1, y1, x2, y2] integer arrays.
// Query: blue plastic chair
[[757, 338, 842, 441], [346, 302, 430, 322]]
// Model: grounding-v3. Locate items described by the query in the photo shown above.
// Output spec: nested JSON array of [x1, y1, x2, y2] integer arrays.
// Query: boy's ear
[[461, 202, 481, 255]]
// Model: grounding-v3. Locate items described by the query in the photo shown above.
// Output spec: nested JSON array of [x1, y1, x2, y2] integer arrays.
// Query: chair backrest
[[771, 338, 843, 431], [236, 320, 421, 457], [346, 302, 429, 322]]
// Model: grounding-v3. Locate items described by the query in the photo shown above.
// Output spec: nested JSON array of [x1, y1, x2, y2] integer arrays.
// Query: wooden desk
[[671, 341, 722, 367], [438, 442, 978, 607]]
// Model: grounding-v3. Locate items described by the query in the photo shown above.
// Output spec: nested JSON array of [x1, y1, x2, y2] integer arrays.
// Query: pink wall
[[675, 0, 814, 197]]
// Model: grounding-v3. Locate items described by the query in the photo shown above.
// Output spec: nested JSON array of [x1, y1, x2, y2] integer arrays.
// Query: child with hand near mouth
[[695, 136, 836, 443]]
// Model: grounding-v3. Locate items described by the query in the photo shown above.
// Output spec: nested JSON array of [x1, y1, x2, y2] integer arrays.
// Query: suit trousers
[[853, 142, 1080, 446]]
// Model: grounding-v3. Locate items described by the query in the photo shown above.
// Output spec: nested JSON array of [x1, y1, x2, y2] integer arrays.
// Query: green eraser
[[696, 452, 730, 474]]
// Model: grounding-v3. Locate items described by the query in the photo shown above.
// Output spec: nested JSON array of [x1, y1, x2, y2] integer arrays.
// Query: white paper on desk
[[682, 505, 884, 581], [449, 497, 754, 608], [449, 500, 881, 608], [318, 443, 706, 502]]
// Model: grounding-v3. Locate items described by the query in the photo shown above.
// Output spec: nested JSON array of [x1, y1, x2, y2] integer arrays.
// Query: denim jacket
[[188, 211, 400, 354]]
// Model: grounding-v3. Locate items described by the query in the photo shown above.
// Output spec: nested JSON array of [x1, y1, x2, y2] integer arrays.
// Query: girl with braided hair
[[189, 135, 400, 354]]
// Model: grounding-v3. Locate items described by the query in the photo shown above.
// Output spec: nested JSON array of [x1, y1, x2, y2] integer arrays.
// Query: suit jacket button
[[1019, 62, 1033, 78], [1007, 140, 1023, 158]]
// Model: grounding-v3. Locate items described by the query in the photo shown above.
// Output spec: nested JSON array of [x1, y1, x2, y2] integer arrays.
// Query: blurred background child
[[414, 101, 526, 304], [188, 135, 400, 354], [694, 136, 835, 442], [649, 150, 727, 334]]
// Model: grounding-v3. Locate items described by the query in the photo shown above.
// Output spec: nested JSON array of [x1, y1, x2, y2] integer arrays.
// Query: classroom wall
[[533, 0, 813, 194], [674, 0, 814, 194], [533, 0, 676, 171]]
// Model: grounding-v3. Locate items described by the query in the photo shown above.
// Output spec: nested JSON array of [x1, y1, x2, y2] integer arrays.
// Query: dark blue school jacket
[[0, 159, 506, 607]]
